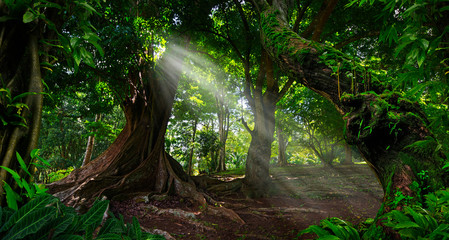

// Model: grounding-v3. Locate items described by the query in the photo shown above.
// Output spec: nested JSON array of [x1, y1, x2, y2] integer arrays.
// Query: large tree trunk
[[242, 51, 278, 197], [48, 44, 207, 210], [0, 19, 44, 206], [253, 0, 449, 209]]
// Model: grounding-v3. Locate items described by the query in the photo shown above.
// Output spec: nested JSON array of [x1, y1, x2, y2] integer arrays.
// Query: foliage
[[0, 151, 50, 210], [47, 167, 74, 183], [300, 189, 449, 239], [0, 87, 38, 129], [0, 195, 165, 240]]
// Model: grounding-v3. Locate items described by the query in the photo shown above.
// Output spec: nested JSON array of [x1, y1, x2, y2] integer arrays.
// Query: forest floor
[[110, 164, 383, 240]]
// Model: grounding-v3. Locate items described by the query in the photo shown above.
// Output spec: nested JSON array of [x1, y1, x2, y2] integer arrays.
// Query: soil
[[110, 164, 384, 240]]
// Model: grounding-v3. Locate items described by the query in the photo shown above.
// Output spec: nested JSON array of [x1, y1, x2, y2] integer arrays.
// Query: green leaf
[[394, 221, 421, 229], [3, 207, 55, 240], [12, 91, 37, 102], [80, 47, 96, 67], [98, 218, 123, 236], [21, 178, 35, 198], [0, 194, 56, 232], [397, 228, 421, 238], [16, 152, 31, 176], [23, 9, 37, 23], [79, 200, 109, 231], [142, 233, 166, 240], [77, 1, 99, 15], [53, 234, 84, 240], [0, 166, 21, 184], [300, 225, 331, 237], [417, 51, 426, 68], [131, 216, 142, 239], [2, 182, 19, 211], [95, 233, 124, 240], [318, 235, 341, 240]]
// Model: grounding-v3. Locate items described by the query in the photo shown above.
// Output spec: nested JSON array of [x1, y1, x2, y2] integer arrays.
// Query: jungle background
[[1, 0, 449, 239]]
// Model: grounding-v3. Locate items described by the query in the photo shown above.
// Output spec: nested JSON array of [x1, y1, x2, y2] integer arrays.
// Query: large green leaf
[[2, 182, 20, 211], [0, 194, 56, 232], [3, 207, 55, 240], [53, 213, 76, 237], [79, 200, 109, 231], [98, 218, 123, 236], [16, 152, 31, 176], [142, 233, 166, 240], [95, 233, 125, 240]]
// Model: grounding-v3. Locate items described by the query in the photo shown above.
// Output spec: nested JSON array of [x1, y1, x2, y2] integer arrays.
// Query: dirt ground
[[110, 164, 384, 240]]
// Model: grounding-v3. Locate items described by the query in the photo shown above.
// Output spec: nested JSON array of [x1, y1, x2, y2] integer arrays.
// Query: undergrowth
[[299, 188, 449, 239], [0, 151, 165, 240]]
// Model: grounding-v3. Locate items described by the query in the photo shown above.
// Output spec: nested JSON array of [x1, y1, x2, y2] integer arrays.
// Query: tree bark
[[341, 143, 353, 165], [82, 114, 101, 167], [48, 43, 207, 210], [187, 119, 197, 176], [243, 51, 278, 198], [216, 93, 229, 172], [0, 20, 43, 205], [253, 0, 449, 209], [276, 122, 288, 166]]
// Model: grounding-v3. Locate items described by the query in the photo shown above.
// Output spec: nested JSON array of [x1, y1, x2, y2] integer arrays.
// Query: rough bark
[[276, 122, 288, 166], [253, 0, 449, 209], [82, 114, 101, 167], [216, 93, 229, 172], [187, 119, 197, 176], [48, 44, 207, 210], [242, 51, 279, 198], [0, 18, 44, 205]]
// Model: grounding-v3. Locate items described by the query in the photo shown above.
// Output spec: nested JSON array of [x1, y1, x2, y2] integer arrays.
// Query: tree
[[0, 0, 102, 206], [251, 0, 449, 209], [47, 1, 214, 208]]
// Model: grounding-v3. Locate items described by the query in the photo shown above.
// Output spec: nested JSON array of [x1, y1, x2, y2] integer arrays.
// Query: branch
[[334, 31, 380, 49], [301, 0, 339, 41], [240, 117, 253, 135], [275, 76, 296, 103]]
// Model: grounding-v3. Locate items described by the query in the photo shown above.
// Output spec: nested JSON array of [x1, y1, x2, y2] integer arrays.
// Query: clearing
[[110, 164, 383, 239]]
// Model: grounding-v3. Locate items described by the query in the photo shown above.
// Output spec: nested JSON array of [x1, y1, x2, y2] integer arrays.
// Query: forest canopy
[[1, 0, 449, 239]]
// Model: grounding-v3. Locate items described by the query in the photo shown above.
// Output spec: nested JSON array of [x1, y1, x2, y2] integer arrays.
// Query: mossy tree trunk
[[252, 0, 449, 209]]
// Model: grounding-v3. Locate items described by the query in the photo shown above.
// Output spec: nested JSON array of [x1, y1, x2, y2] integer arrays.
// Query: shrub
[[0, 194, 165, 240], [299, 189, 449, 240]]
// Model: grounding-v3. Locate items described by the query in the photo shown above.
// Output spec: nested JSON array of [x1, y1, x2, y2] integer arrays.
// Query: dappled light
[[2, 0, 449, 239]]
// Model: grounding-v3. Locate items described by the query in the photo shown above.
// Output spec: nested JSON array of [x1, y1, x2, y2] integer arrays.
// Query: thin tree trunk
[[342, 143, 353, 165], [82, 114, 101, 167], [187, 119, 197, 176], [276, 122, 288, 166]]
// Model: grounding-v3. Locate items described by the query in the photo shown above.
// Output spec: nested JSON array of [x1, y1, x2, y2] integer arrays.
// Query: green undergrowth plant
[[299, 188, 449, 239], [48, 167, 74, 183], [0, 194, 165, 240], [0, 150, 51, 210]]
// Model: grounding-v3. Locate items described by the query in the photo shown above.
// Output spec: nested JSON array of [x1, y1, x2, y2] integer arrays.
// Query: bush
[[299, 189, 449, 239], [0, 194, 165, 240]]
